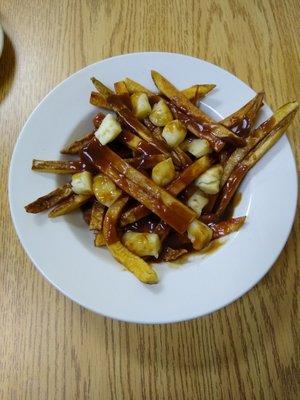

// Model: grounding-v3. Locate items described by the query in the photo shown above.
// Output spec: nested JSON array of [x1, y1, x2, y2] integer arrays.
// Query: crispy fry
[[124, 77, 216, 101], [120, 155, 213, 226], [82, 139, 197, 234], [90, 77, 113, 98], [61, 116, 105, 161], [151, 70, 245, 147], [124, 78, 153, 94], [114, 80, 129, 94], [48, 193, 92, 218], [202, 193, 218, 214], [222, 92, 264, 136], [61, 132, 94, 155], [90, 91, 111, 110], [209, 217, 246, 239], [182, 84, 216, 103], [103, 196, 158, 284], [215, 102, 298, 217], [89, 201, 105, 230], [32, 159, 83, 174], [94, 231, 106, 247], [25, 184, 73, 213], [221, 101, 299, 187]]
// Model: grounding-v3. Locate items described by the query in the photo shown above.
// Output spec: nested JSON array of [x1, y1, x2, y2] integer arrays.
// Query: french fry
[[120, 204, 151, 227], [89, 201, 105, 231], [32, 159, 83, 174], [60, 111, 105, 154], [61, 132, 94, 154], [103, 196, 158, 284], [124, 78, 153, 94], [209, 217, 246, 239], [90, 91, 111, 110], [182, 84, 216, 103], [90, 77, 113, 98], [120, 155, 213, 226], [124, 77, 216, 101], [82, 139, 197, 234], [151, 70, 246, 147], [169, 155, 214, 195], [94, 231, 106, 247], [222, 92, 264, 136], [215, 101, 298, 217], [114, 80, 129, 94], [221, 101, 299, 187], [48, 193, 92, 218], [25, 184, 73, 213]]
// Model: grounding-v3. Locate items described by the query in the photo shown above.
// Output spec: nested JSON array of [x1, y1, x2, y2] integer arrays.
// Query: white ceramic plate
[[9, 52, 297, 324]]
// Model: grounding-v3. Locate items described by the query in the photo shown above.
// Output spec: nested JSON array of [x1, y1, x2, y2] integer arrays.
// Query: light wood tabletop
[[1, 1, 299, 399]]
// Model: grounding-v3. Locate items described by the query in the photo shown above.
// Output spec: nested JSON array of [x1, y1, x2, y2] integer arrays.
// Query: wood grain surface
[[0, 1, 299, 399]]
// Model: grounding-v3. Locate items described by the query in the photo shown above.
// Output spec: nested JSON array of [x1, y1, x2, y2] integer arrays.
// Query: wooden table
[[1, 1, 299, 398]]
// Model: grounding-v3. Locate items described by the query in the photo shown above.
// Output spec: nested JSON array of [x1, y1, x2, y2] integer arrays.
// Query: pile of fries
[[25, 71, 298, 284]]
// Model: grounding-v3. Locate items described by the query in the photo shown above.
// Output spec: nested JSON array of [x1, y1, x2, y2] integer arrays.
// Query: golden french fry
[[181, 84, 216, 102], [114, 80, 129, 94], [125, 77, 216, 101], [48, 193, 92, 218], [120, 204, 151, 227], [94, 231, 106, 247], [89, 201, 105, 230], [61, 132, 94, 155], [221, 92, 264, 135], [32, 159, 83, 174], [90, 77, 113, 98], [216, 101, 298, 216], [221, 101, 299, 187], [151, 70, 245, 147], [103, 196, 158, 284], [90, 91, 111, 110], [124, 78, 153, 95], [210, 217, 246, 239], [25, 184, 73, 213]]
